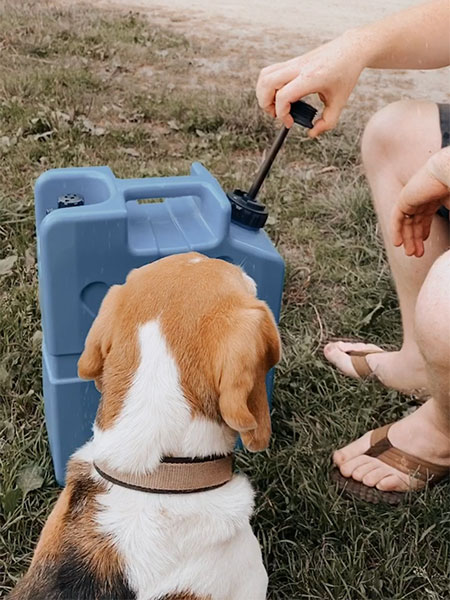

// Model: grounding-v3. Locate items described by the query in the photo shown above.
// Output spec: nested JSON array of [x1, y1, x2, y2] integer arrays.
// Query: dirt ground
[[86, 0, 449, 115]]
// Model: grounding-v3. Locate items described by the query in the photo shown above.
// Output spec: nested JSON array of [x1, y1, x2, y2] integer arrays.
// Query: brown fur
[[78, 253, 281, 450], [9, 459, 134, 599], [24, 461, 124, 577]]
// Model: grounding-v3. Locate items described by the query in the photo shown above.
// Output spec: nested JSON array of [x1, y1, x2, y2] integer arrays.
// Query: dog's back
[[10, 454, 260, 600]]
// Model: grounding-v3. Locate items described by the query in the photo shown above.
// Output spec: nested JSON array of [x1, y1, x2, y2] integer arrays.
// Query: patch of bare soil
[[69, 0, 450, 118]]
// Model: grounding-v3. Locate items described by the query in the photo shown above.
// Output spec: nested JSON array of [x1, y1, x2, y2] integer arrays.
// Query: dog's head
[[78, 253, 281, 451]]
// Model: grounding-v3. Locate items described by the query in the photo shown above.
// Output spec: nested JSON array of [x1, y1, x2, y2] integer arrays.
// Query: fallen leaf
[[1, 420, 14, 441], [1, 488, 22, 515], [79, 117, 106, 136], [32, 330, 43, 348], [266, 216, 278, 226], [25, 247, 35, 268], [359, 301, 384, 326], [167, 119, 180, 131], [317, 166, 339, 174], [0, 364, 8, 385], [0, 255, 17, 276], [34, 130, 55, 141], [121, 147, 140, 158], [17, 465, 44, 496]]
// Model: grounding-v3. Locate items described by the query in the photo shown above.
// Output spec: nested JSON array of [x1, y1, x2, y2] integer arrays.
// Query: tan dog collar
[[94, 454, 234, 494]]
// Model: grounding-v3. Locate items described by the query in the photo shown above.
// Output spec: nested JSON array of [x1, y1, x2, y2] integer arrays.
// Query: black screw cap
[[227, 189, 268, 229], [57, 193, 85, 209]]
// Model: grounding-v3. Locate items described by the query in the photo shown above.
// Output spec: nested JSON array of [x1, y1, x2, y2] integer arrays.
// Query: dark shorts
[[437, 103, 450, 220]]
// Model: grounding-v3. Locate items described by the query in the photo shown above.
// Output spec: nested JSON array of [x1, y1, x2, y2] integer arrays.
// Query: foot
[[323, 341, 428, 395], [333, 400, 450, 492]]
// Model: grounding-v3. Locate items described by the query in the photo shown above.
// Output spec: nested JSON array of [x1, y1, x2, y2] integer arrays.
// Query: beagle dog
[[10, 253, 281, 600]]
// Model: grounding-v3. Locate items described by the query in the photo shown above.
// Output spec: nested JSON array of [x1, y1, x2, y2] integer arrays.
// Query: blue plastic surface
[[35, 163, 285, 485]]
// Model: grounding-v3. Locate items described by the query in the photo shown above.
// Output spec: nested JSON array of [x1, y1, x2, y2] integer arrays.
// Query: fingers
[[256, 63, 300, 117], [391, 206, 405, 248], [391, 161, 449, 257], [274, 78, 310, 127], [400, 215, 417, 257], [412, 217, 425, 258], [391, 208, 435, 258], [308, 103, 341, 138]]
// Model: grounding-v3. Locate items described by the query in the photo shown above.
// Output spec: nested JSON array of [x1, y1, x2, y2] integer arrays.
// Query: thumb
[[308, 103, 342, 138]]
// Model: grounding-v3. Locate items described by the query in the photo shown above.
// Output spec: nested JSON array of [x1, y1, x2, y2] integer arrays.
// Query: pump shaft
[[247, 126, 289, 200]]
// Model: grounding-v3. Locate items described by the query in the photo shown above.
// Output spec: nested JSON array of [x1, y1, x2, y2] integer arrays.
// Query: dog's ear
[[78, 285, 122, 385], [218, 302, 281, 451]]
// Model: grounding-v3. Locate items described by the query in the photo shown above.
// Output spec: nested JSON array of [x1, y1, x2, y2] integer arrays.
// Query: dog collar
[[93, 454, 234, 494]]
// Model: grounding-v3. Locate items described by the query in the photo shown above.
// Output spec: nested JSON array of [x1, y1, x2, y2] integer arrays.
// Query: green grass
[[0, 2, 448, 599]]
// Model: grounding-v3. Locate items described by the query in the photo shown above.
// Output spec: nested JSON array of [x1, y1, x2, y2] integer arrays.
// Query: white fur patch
[[242, 272, 257, 296], [95, 475, 266, 599], [91, 320, 236, 471]]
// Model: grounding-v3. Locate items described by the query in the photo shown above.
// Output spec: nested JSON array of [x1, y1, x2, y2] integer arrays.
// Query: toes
[[376, 474, 410, 492], [323, 343, 359, 378], [337, 341, 384, 354], [337, 455, 373, 478], [333, 431, 372, 467], [323, 341, 383, 378], [362, 466, 392, 488], [351, 460, 380, 482]]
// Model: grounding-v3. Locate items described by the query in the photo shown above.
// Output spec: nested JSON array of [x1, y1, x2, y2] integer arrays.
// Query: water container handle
[[116, 165, 231, 243], [116, 165, 229, 213], [117, 175, 206, 202]]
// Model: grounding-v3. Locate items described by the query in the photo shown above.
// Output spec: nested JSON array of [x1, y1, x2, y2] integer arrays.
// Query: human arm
[[256, 0, 450, 136]]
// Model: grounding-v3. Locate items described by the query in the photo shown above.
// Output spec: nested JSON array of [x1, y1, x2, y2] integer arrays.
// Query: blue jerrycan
[[35, 100, 315, 485], [35, 163, 284, 485]]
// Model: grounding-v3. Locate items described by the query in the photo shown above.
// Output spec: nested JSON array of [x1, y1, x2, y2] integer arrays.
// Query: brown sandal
[[332, 424, 450, 505], [348, 349, 384, 380], [345, 347, 429, 401]]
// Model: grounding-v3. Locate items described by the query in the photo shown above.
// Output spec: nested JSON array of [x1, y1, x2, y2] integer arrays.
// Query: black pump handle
[[247, 100, 317, 200], [290, 100, 317, 129]]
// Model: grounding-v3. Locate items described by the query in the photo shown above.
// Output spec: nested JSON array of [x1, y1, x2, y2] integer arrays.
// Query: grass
[[0, 1, 448, 599]]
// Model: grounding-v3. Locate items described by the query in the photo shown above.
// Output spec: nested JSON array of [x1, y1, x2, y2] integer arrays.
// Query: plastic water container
[[35, 163, 285, 485]]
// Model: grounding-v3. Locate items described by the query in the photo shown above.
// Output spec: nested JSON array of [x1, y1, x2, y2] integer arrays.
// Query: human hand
[[392, 148, 450, 258], [255, 31, 367, 137]]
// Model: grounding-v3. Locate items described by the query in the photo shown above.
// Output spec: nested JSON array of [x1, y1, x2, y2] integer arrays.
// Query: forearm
[[348, 0, 450, 71]]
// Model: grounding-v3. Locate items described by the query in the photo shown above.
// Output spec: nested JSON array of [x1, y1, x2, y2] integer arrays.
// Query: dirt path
[[72, 0, 449, 113]]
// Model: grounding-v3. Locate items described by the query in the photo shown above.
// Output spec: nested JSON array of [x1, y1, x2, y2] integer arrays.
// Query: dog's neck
[[90, 320, 236, 475]]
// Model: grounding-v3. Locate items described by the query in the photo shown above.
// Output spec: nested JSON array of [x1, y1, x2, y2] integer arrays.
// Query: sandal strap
[[349, 350, 384, 379], [365, 425, 450, 483], [350, 354, 372, 378]]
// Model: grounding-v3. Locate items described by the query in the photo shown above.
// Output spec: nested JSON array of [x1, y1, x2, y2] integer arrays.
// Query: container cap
[[57, 193, 84, 209], [227, 189, 268, 229]]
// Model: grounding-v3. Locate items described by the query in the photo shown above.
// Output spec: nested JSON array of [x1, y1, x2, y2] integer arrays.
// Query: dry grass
[[0, 2, 448, 598]]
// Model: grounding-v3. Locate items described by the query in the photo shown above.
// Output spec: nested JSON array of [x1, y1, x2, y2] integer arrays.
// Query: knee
[[415, 251, 450, 365], [361, 100, 417, 169]]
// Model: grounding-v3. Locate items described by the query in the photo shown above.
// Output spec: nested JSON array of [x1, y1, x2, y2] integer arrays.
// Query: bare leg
[[325, 100, 449, 393], [333, 251, 450, 492]]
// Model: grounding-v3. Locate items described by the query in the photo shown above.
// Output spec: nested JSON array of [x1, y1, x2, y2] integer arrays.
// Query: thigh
[[363, 100, 443, 187]]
